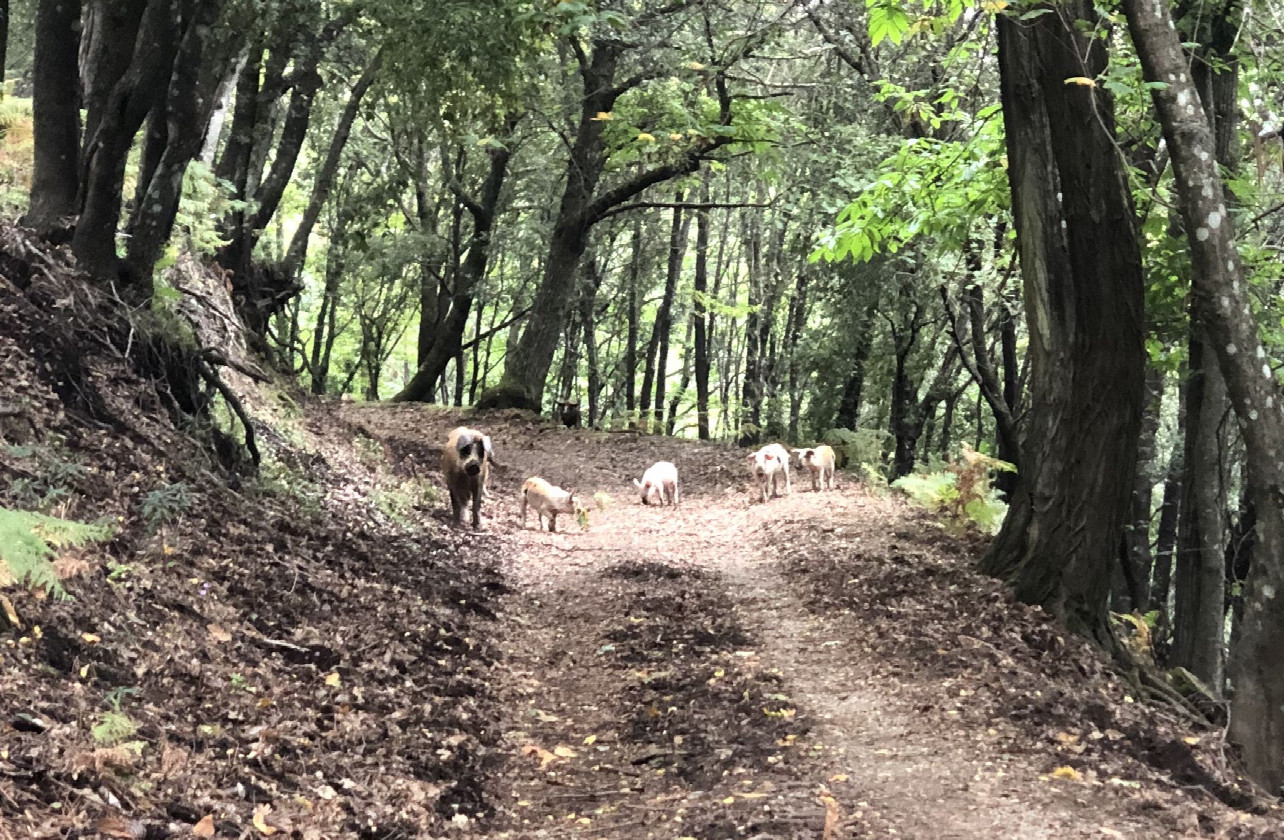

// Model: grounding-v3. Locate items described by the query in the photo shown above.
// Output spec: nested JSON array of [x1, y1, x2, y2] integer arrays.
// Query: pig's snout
[[464, 461, 481, 476]]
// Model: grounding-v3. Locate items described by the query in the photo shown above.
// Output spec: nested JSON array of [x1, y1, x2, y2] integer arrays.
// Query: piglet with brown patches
[[793, 445, 838, 492], [634, 461, 679, 506], [441, 426, 493, 529], [520, 477, 577, 532], [747, 443, 792, 503]]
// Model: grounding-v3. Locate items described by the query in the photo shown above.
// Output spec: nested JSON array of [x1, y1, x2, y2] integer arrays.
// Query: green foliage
[[822, 427, 891, 470], [592, 491, 612, 511], [371, 477, 440, 528], [813, 105, 1008, 263], [141, 483, 194, 532], [92, 710, 140, 746], [0, 507, 113, 599], [5, 444, 87, 511], [160, 162, 247, 268], [891, 447, 1014, 534], [251, 460, 324, 518]]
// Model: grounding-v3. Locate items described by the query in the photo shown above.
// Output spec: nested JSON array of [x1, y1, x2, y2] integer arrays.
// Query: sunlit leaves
[[867, 0, 967, 46], [867, 0, 912, 46], [812, 105, 1008, 264]]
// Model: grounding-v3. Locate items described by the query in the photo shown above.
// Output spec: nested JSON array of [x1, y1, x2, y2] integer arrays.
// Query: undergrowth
[[892, 445, 1014, 534], [0, 507, 113, 599]]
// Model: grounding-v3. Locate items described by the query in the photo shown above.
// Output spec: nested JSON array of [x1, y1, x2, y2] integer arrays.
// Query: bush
[[891, 445, 1014, 534], [821, 427, 891, 471]]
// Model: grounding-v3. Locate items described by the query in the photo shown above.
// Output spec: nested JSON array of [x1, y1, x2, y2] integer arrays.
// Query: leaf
[[590, 111, 614, 121], [521, 744, 558, 769], [252, 804, 277, 835], [981, 0, 1007, 11], [636, 132, 655, 143], [553, 745, 577, 758], [324, 672, 341, 687], [207, 624, 232, 643], [1050, 765, 1083, 781], [192, 815, 216, 837], [1063, 76, 1097, 87], [82, 632, 101, 644], [583, 734, 597, 745], [95, 817, 137, 838], [1017, 7, 1053, 18], [1182, 736, 1200, 745]]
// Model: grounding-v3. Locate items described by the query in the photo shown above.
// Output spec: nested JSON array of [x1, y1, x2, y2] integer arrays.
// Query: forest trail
[[348, 404, 1249, 840], [481, 478, 1153, 838]]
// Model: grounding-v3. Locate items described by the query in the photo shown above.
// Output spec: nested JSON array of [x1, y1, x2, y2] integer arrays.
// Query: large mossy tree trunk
[[981, 4, 1146, 644]]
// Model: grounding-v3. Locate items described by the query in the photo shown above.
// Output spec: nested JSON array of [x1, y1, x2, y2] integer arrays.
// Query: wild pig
[[634, 461, 680, 507], [793, 445, 837, 492], [520, 477, 577, 532], [441, 426, 493, 529], [747, 443, 792, 503], [556, 400, 582, 428]]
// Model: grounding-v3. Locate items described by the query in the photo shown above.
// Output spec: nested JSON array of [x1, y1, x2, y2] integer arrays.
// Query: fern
[[0, 507, 113, 599], [890, 446, 1014, 535]]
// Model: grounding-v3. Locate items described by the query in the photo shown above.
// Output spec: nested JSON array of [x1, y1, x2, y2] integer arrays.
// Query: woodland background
[[4, 0, 1284, 799]]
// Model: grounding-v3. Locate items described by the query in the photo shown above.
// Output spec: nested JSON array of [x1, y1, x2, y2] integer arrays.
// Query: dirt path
[[341, 405, 1278, 839], [477, 483, 1162, 839]]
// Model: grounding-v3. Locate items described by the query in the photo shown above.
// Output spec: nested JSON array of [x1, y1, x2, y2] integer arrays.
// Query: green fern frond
[[0, 507, 113, 600]]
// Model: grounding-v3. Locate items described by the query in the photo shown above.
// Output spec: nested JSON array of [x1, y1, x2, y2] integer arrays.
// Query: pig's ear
[[634, 478, 644, 488], [745, 454, 755, 462], [763, 452, 774, 461]]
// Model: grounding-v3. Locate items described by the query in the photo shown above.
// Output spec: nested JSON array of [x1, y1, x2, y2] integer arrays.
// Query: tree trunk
[[1125, 0, 1284, 790], [78, 0, 145, 170], [693, 176, 712, 440], [738, 216, 764, 447], [1152, 382, 1186, 624], [123, 0, 232, 289], [280, 49, 384, 283], [0, 0, 10, 98], [1116, 365, 1164, 612], [1172, 329, 1229, 690], [982, 3, 1146, 645], [579, 254, 605, 428], [72, 0, 177, 288], [651, 194, 688, 432], [25, 0, 82, 238], [624, 218, 642, 422], [394, 135, 514, 402]]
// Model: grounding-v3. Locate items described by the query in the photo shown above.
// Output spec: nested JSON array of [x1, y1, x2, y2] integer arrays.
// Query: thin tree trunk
[[1172, 329, 1228, 690], [73, 0, 177, 286], [624, 219, 642, 423], [394, 133, 514, 402], [123, 0, 232, 289], [1152, 381, 1186, 625], [1115, 366, 1164, 611], [693, 175, 712, 440], [652, 193, 688, 432]]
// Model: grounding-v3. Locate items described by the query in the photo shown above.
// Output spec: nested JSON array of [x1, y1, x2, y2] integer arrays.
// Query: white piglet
[[634, 461, 680, 506], [748, 443, 792, 503], [793, 445, 838, 492]]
